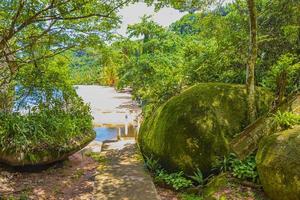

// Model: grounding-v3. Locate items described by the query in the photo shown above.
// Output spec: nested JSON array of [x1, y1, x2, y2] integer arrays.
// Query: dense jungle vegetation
[[2, 0, 298, 115], [68, 0, 299, 115], [0, 0, 299, 199]]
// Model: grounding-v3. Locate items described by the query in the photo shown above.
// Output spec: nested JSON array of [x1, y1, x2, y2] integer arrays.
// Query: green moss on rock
[[203, 173, 229, 199], [0, 130, 95, 166], [256, 126, 300, 200], [138, 83, 272, 176]]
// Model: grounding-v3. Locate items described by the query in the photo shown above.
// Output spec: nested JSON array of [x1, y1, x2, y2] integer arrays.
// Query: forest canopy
[[68, 0, 299, 115], [0, 0, 299, 115]]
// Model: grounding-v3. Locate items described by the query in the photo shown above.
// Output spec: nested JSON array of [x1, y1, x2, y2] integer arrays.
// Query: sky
[[117, 2, 186, 36]]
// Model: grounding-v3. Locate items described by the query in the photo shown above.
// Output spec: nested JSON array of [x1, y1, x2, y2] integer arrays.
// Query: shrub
[[262, 53, 300, 100], [273, 111, 300, 130], [215, 154, 259, 183], [155, 170, 193, 190], [188, 168, 204, 186], [0, 93, 94, 160], [144, 155, 161, 172], [231, 155, 258, 183]]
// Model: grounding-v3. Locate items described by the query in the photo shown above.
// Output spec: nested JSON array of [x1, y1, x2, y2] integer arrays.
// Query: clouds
[[117, 2, 185, 36]]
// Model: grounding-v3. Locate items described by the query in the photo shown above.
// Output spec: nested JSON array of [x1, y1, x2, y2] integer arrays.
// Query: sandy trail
[[75, 85, 141, 126]]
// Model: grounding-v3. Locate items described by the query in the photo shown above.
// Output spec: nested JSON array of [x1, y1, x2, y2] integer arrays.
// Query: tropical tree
[[246, 0, 257, 122], [0, 0, 131, 89], [147, 0, 260, 122], [116, 16, 185, 114]]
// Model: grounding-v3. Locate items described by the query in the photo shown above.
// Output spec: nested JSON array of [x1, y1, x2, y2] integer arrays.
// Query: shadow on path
[[94, 140, 160, 200]]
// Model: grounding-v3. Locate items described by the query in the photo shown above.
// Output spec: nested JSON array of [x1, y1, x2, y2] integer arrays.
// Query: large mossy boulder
[[256, 126, 300, 200], [138, 83, 273, 176]]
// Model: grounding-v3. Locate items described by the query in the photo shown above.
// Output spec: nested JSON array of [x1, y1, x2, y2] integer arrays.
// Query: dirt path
[[0, 152, 99, 199], [0, 140, 160, 200], [93, 140, 160, 200], [0, 86, 158, 199], [77, 86, 159, 199]]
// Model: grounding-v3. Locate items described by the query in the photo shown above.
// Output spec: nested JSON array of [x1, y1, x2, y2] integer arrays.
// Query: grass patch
[[180, 193, 203, 200], [72, 169, 85, 180], [85, 151, 106, 163]]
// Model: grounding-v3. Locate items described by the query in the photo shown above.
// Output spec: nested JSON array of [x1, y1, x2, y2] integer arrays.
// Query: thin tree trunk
[[231, 93, 299, 159], [246, 0, 257, 123]]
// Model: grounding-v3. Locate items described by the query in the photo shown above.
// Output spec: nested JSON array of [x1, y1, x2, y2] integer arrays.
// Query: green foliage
[[144, 154, 195, 190], [214, 154, 236, 173], [0, 55, 94, 159], [262, 53, 300, 97], [188, 168, 204, 186], [114, 0, 299, 116], [0, 0, 126, 88], [273, 111, 300, 130], [231, 155, 258, 183], [215, 154, 259, 183], [68, 49, 103, 85], [144, 155, 161, 172], [116, 16, 185, 115], [180, 193, 203, 200], [155, 169, 193, 191], [85, 152, 106, 163], [0, 94, 94, 156], [67, 45, 124, 86]]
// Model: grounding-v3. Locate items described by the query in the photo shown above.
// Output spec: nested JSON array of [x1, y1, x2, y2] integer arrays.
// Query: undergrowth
[[0, 94, 94, 158], [273, 111, 300, 130], [215, 153, 259, 183]]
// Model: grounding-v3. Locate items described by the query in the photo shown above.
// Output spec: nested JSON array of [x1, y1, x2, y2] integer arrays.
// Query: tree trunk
[[231, 93, 299, 159], [246, 0, 257, 123]]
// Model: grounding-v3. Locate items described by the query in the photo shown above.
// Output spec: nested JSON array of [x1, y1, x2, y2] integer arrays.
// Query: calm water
[[94, 124, 138, 142], [94, 127, 118, 141]]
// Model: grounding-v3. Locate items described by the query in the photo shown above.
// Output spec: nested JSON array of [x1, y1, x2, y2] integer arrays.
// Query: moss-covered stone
[[202, 172, 268, 200], [138, 83, 272, 176], [0, 130, 95, 166], [256, 126, 300, 200], [203, 173, 229, 200]]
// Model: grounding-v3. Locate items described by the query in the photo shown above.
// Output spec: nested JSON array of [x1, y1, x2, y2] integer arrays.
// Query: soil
[[93, 140, 159, 200], [0, 152, 98, 200], [0, 140, 160, 200], [155, 178, 269, 200], [156, 187, 180, 200]]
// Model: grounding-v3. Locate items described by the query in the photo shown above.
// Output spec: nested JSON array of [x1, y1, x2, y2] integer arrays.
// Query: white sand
[[75, 85, 141, 126]]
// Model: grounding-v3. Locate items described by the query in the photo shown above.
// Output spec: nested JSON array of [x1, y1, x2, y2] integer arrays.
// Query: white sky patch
[[117, 2, 186, 36]]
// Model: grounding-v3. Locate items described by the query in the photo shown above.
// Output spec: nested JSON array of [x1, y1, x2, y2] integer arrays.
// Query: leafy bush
[[215, 154, 259, 183], [214, 153, 236, 173], [144, 155, 195, 190], [273, 111, 300, 130], [262, 53, 300, 99], [0, 54, 95, 161], [188, 168, 204, 186], [0, 93, 94, 157], [144, 155, 161, 172], [155, 170, 193, 190], [231, 155, 258, 183]]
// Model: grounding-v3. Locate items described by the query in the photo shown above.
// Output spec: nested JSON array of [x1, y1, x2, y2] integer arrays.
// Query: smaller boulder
[[202, 173, 266, 200], [202, 173, 229, 200], [0, 131, 95, 166], [256, 126, 300, 200]]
